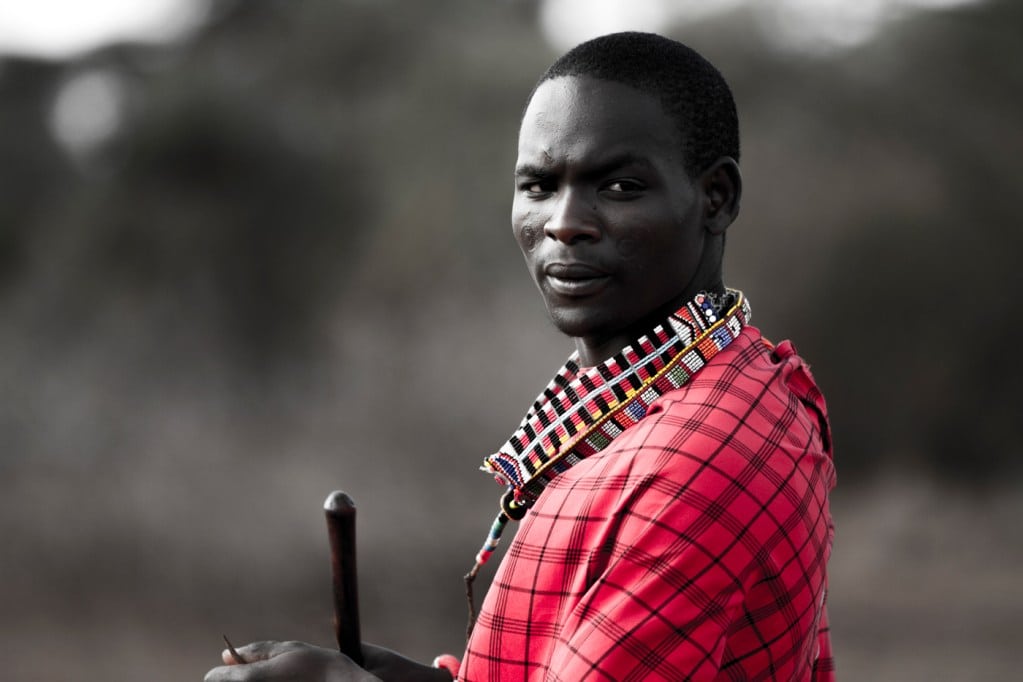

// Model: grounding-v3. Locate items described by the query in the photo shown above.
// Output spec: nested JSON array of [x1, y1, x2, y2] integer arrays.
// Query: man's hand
[[203, 640, 453, 682], [203, 640, 378, 682]]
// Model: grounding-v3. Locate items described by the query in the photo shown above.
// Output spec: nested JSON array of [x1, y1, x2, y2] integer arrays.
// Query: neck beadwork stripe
[[484, 289, 750, 504]]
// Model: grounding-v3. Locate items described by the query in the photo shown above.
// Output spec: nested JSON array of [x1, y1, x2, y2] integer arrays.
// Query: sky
[[0, 0, 985, 60], [539, 0, 984, 53], [0, 0, 208, 59], [0, 0, 989, 60]]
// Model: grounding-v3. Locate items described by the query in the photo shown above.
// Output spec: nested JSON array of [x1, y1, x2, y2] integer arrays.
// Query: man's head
[[512, 33, 742, 365], [532, 31, 739, 178]]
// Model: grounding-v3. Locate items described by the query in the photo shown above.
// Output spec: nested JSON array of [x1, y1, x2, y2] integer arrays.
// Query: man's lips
[[543, 262, 610, 296]]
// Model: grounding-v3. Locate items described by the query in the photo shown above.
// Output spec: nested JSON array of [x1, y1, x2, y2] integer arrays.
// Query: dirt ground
[[826, 475, 1022, 680]]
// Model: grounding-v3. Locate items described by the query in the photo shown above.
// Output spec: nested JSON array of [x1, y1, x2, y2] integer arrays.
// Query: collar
[[483, 288, 751, 508]]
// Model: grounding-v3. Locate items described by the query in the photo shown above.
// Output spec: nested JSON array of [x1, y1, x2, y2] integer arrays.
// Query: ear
[[699, 157, 742, 235]]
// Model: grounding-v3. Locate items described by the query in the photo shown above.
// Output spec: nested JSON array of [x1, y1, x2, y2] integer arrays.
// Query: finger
[[226, 640, 302, 663], [204, 658, 281, 682], [205, 647, 345, 682], [219, 648, 254, 665], [222, 635, 246, 664], [205, 663, 238, 681]]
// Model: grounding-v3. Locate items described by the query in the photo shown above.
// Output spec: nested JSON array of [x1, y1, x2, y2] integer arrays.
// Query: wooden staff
[[324, 490, 363, 666]]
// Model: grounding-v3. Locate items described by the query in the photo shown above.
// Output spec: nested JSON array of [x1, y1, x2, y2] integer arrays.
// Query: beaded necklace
[[464, 289, 751, 634]]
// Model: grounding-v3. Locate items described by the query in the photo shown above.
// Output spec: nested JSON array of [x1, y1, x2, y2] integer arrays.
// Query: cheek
[[512, 204, 543, 253], [615, 236, 641, 260], [614, 223, 652, 261], [517, 225, 541, 252]]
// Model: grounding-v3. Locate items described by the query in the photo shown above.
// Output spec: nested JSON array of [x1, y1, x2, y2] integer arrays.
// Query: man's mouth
[[544, 262, 610, 297]]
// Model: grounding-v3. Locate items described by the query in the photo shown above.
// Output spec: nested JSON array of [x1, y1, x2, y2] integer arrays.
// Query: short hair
[[532, 32, 739, 177]]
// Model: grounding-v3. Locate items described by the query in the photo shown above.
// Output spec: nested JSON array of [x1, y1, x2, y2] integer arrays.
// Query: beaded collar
[[464, 289, 751, 632]]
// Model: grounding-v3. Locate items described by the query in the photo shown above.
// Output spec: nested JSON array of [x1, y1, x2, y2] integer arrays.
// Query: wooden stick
[[324, 490, 363, 666]]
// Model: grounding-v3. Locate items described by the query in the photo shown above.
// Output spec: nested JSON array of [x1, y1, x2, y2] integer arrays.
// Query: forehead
[[518, 76, 683, 168]]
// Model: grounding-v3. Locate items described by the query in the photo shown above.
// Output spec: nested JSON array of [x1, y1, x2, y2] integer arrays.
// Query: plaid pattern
[[460, 326, 836, 681]]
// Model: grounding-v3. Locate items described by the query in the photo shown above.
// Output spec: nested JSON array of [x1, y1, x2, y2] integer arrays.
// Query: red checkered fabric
[[460, 326, 836, 681]]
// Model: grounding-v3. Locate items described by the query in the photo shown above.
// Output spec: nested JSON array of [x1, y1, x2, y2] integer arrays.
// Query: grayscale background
[[1, 1, 1019, 679]]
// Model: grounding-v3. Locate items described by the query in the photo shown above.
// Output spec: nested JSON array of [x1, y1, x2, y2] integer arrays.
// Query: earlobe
[[701, 157, 742, 235]]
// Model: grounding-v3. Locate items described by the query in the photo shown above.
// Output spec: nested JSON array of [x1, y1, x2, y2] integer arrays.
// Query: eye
[[604, 179, 644, 194], [519, 179, 555, 197]]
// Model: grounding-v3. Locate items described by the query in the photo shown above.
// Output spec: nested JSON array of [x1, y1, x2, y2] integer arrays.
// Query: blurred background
[[1, 0, 1020, 679]]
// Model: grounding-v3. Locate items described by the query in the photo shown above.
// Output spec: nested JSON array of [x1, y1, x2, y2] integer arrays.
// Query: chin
[[546, 306, 614, 341]]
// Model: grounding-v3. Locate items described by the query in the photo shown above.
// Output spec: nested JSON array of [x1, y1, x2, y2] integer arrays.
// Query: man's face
[[512, 76, 710, 359]]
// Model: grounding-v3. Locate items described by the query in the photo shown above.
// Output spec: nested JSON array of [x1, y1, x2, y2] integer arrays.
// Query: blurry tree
[[780, 0, 1023, 480], [76, 82, 364, 368], [0, 59, 72, 292], [2, 0, 550, 379], [1, 0, 1020, 476]]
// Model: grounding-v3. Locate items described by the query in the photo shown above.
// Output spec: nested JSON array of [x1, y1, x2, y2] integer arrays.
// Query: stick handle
[[324, 490, 363, 665]]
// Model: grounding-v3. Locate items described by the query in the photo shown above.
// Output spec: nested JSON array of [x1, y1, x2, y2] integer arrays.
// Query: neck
[[574, 280, 725, 367]]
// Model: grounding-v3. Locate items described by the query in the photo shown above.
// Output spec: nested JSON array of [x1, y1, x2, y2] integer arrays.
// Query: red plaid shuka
[[460, 326, 836, 681]]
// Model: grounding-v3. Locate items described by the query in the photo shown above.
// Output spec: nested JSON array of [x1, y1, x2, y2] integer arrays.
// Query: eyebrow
[[514, 163, 553, 179], [514, 152, 658, 179]]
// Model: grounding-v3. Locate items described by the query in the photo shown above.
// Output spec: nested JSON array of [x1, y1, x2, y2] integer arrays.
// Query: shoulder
[[532, 326, 834, 564], [650, 326, 827, 449], [558, 326, 833, 495]]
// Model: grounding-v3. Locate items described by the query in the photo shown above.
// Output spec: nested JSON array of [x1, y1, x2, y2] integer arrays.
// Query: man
[[206, 31, 835, 681]]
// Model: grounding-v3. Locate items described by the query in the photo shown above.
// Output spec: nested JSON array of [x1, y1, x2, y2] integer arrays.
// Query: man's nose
[[544, 190, 601, 244]]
